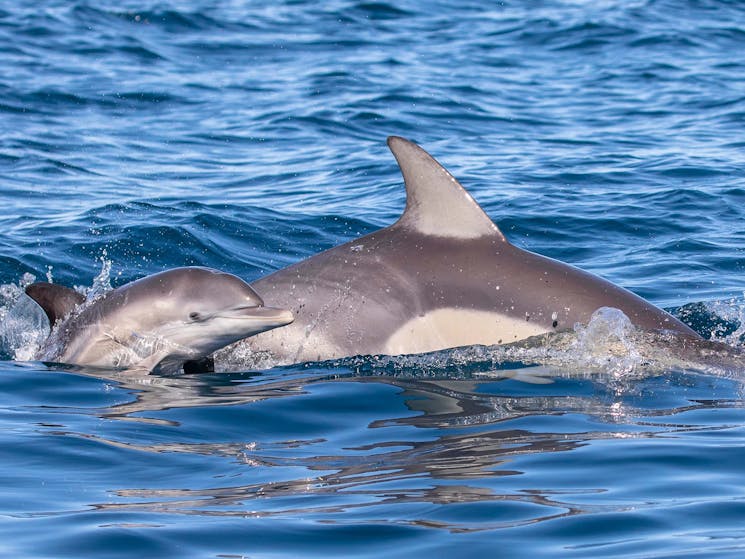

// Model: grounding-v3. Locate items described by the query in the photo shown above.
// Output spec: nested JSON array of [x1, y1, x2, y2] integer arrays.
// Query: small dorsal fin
[[387, 136, 506, 240], [25, 282, 85, 326]]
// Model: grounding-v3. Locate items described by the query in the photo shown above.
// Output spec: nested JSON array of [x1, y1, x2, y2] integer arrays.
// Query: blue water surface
[[2, 0, 745, 557]]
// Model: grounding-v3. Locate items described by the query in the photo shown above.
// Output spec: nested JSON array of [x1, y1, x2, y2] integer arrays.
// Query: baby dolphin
[[26, 267, 294, 374], [218, 136, 699, 367]]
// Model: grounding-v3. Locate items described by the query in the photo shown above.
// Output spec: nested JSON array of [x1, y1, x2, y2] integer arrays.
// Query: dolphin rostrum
[[217, 136, 699, 368], [26, 267, 294, 374]]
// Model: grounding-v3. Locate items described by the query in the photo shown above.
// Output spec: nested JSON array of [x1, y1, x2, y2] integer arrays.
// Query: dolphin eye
[[189, 312, 203, 322]]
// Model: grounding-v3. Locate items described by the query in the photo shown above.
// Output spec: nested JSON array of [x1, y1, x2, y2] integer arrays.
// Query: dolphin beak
[[252, 306, 294, 325], [233, 306, 294, 331]]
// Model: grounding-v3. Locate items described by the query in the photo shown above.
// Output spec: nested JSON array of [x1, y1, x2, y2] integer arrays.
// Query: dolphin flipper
[[25, 282, 85, 326]]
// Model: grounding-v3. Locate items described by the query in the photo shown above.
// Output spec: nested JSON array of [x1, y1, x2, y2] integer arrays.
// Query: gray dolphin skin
[[26, 267, 294, 374], [223, 136, 699, 366]]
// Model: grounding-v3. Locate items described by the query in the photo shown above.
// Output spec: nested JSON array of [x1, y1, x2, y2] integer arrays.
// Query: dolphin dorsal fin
[[25, 282, 85, 326], [387, 136, 506, 240]]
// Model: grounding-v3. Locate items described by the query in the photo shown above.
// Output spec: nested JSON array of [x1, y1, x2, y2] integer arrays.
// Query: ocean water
[[2, 0, 745, 556]]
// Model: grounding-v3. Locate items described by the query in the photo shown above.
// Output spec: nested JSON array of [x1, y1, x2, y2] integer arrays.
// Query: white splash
[[86, 251, 114, 302], [571, 306, 644, 376], [705, 292, 745, 347], [213, 343, 278, 372], [0, 273, 49, 361]]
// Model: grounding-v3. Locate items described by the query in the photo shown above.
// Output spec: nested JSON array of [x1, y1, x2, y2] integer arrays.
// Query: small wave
[[71, 5, 229, 34], [350, 2, 413, 20]]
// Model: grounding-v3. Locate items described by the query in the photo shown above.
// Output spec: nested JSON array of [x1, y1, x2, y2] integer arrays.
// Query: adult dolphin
[[218, 137, 699, 367], [26, 267, 294, 374]]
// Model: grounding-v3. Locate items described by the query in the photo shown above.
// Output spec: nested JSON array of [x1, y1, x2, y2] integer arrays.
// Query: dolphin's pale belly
[[238, 292, 684, 368], [383, 308, 548, 355], [56, 322, 143, 369], [239, 304, 554, 364]]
